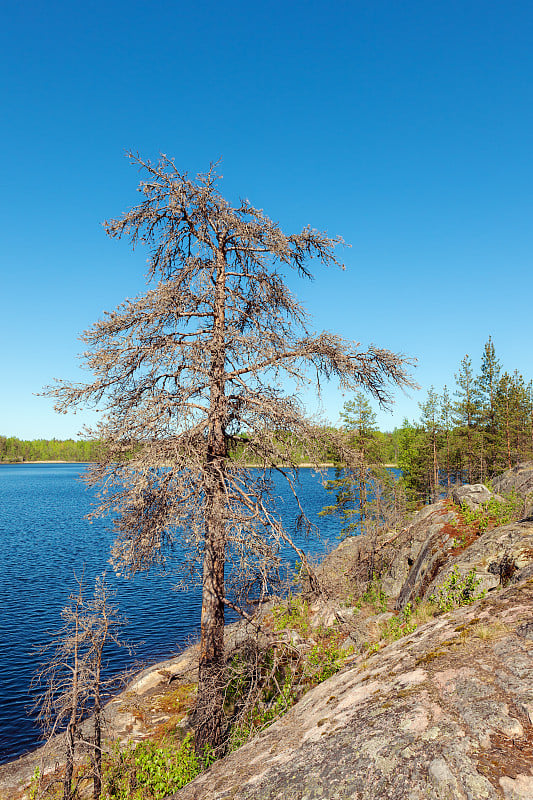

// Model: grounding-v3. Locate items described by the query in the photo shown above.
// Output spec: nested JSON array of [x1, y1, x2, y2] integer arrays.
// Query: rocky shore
[[2, 465, 533, 799], [175, 578, 532, 800], [172, 465, 533, 800]]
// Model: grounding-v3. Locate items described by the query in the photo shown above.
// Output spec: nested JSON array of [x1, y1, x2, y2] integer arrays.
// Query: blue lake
[[0, 463, 343, 764]]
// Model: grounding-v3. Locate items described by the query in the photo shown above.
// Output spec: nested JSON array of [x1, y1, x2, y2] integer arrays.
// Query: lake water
[[0, 463, 343, 764]]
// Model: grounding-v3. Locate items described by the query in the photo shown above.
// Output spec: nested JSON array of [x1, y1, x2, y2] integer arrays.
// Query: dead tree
[[46, 153, 415, 752], [83, 575, 130, 800], [33, 576, 91, 800], [32, 575, 128, 799]]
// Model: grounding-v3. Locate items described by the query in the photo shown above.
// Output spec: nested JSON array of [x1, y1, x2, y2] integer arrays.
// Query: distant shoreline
[[0, 460, 89, 465], [1, 460, 398, 468]]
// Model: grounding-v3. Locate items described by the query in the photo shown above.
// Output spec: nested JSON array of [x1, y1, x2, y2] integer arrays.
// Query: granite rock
[[398, 517, 533, 609], [492, 463, 533, 519], [451, 483, 504, 510], [171, 579, 533, 800]]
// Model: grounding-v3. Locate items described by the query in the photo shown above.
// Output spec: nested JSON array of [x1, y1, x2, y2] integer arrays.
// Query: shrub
[[380, 602, 417, 641], [102, 735, 214, 799], [227, 623, 349, 750], [457, 491, 523, 534], [429, 566, 485, 613], [272, 597, 310, 635], [355, 573, 388, 613]]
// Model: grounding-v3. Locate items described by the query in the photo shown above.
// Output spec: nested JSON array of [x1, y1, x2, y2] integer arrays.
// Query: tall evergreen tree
[[397, 339, 532, 496], [322, 394, 383, 535], [439, 384, 454, 491], [476, 336, 501, 477], [322, 395, 406, 537], [508, 370, 530, 464], [454, 355, 481, 482], [495, 372, 515, 470], [492, 370, 531, 470], [396, 420, 429, 505], [419, 386, 441, 502], [527, 380, 533, 460]]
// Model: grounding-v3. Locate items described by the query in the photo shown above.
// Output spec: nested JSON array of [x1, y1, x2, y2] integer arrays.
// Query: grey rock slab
[[451, 483, 504, 510], [492, 463, 533, 519], [423, 519, 533, 601], [171, 579, 533, 800]]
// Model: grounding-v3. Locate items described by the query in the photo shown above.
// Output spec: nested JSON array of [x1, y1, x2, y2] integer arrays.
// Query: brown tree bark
[[93, 681, 102, 800], [196, 246, 228, 753], [64, 723, 75, 800], [63, 603, 80, 800]]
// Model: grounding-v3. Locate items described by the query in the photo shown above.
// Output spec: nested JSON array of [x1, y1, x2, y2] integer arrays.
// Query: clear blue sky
[[1, 0, 532, 439]]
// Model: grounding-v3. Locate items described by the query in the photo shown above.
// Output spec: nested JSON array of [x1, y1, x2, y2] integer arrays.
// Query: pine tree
[[454, 355, 481, 482], [527, 380, 533, 460], [396, 420, 429, 505], [419, 387, 441, 502], [322, 394, 383, 535], [496, 372, 514, 470], [476, 336, 501, 477], [439, 385, 454, 492]]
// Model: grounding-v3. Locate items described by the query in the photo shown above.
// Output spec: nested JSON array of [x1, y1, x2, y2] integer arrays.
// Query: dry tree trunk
[[93, 685, 102, 800], [195, 247, 228, 754], [64, 722, 75, 800], [196, 473, 226, 753], [63, 594, 81, 800]]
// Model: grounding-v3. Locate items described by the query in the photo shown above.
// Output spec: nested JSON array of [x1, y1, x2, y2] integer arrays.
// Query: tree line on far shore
[[6, 334, 529, 489], [0, 431, 400, 467], [0, 436, 101, 463]]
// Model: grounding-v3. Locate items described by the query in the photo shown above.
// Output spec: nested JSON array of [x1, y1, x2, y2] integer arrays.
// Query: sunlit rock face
[[451, 483, 503, 510], [173, 577, 533, 800], [492, 462, 533, 519], [174, 468, 533, 800], [396, 517, 533, 610]]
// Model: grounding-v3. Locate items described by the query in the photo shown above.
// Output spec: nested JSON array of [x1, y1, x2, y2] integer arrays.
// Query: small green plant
[[380, 602, 418, 641], [354, 573, 388, 613], [457, 491, 523, 534], [304, 637, 345, 684], [272, 597, 310, 635], [451, 532, 468, 548], [102, 734, 214, 799], [262, 672, 295, 721], [429, 566, 485, 613], [229, 722, 254, 751], [227, 622, 350, 751], [224, 652, 250, 711], [28, 767, 52, 800], [226, 641, 300, 751], [228, 665, 297, 750]]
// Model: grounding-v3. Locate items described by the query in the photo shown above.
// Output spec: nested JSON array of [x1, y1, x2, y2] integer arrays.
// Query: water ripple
[[0, 463, 340, 763]]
